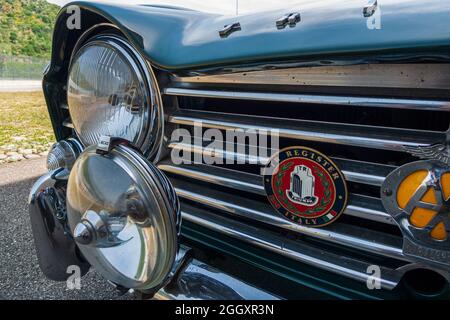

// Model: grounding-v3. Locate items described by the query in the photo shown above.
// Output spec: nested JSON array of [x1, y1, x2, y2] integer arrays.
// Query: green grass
[[0, 91, 55, 149]]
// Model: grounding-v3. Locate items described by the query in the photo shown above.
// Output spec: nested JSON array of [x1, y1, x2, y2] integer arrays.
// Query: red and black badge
[[264, 147, 348, 227]]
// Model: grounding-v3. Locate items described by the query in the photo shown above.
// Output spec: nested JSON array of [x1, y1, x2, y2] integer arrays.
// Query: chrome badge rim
[[381, 160, 450, 266], [263, 146, 348, 228]]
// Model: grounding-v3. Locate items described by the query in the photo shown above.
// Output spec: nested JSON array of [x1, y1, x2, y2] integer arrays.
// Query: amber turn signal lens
[[397, 170, 448, 241]]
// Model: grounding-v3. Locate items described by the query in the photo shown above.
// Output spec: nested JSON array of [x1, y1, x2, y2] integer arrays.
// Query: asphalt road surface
[[0, 158, 134, 300], [0, 80, 42, 92]]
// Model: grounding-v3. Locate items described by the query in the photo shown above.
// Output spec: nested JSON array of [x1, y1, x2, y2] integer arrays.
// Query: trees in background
[[0, 0, 59, 58]]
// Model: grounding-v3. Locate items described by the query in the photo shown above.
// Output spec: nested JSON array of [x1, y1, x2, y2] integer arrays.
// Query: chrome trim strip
[[169, 110, 442, 151], [158, 161, 266, 196], [158, 160, 394, 225], [181, 204, 401, 290], [346, 194, 394, 225], [167, 142, 395, 188], [164, 88, 450, 111], [170, 178, 405, 260], [155, 257, 279, 300], [171, 63, 450, 91], [341, 166, 385, 187], [169, 141, 267, 165], [333, 157, 395, 187]]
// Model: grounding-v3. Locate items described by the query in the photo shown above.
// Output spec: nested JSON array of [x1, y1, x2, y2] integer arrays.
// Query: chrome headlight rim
[[67, 33, 164, 161]]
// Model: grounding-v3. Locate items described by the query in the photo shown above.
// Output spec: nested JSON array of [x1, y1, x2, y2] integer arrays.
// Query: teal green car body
[[42, 0, 450, 300], [50, 0, 450, 72]]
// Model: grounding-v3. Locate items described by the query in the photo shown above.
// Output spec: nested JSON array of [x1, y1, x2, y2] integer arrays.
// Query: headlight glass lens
[[67, 38, 150, 148]]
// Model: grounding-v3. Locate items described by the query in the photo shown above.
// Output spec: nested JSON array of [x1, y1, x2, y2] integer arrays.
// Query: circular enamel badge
[[263, 147, 348, 227]]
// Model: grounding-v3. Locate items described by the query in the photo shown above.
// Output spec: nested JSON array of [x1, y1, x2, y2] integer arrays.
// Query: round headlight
[[67, 35, 162, 159], [66, 143, 180, 290]]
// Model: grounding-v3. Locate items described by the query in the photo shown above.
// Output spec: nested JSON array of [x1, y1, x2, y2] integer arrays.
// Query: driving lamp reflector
[[46, 139, 81, 171], [66, 144, 179, 290], [67, 36, 162, 157]]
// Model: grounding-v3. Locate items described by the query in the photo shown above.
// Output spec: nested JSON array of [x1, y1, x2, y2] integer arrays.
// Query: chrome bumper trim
[[28, 170, 57, 204], [155, 258, 280, 300]]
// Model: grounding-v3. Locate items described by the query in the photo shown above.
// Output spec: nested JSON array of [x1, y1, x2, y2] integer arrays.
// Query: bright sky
[[47, 0, 305, 15]]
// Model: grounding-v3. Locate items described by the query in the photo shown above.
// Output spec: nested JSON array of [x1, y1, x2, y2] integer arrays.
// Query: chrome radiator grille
[[156, 63, 450, 290], [61, 63, 450, 289]]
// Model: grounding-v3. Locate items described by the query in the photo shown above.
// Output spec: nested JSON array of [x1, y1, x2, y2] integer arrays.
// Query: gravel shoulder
[[0, 158, 133, 300], [0, 91, 55, 166]]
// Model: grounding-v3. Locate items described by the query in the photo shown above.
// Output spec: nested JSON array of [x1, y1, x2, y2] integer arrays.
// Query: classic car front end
[[29, 0, 450, 300]]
